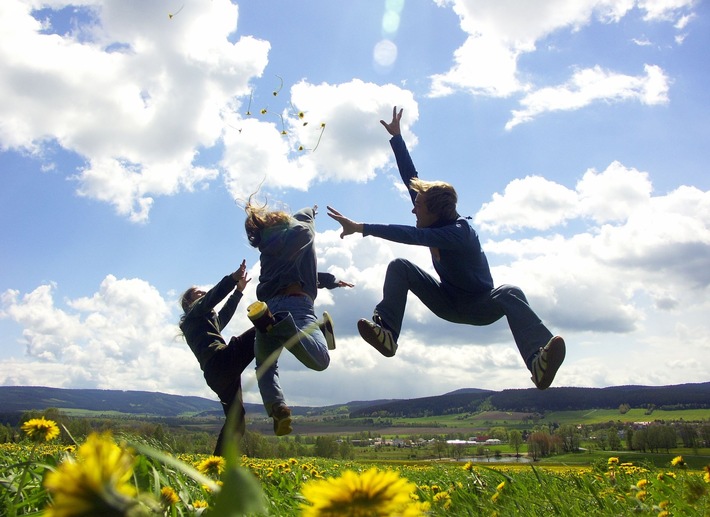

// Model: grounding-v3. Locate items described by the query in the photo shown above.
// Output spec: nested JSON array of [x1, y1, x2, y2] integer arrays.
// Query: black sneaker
[[530, 336, 566, 390], [321, 312, 336, 350], [357, 318, 397, 357], [272, 403, 292, 436]]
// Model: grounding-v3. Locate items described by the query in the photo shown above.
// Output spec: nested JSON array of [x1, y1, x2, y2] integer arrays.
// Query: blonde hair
[[410, 177, 459, 222], [244, 193, 291, 248]]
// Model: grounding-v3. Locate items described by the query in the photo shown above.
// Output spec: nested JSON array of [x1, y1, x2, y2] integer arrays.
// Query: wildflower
[[463, 461, 475, 471], [496, 481, 506, 491], [160, 486, 179, 507], [22, 417, 60, 442], [433, 491, 451, 509], [197, 455, 225, 477], [636, 479, 648, 489], [636, 490, 648, 501], [671, 455, 685, 467], [491, 491, 501, 503], [193, 500, 208, 509], [299, 111, 305, 119], [301, 467, 423, 516], [260, 108, 267, 115], [704, 465, 710, 483], [43, 432, 138, 517], [607, 457, 619, 466], [658, 512, 670, 517]]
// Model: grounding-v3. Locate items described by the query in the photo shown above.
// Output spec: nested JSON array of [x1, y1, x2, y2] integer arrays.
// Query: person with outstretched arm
[[179, 260, 255, 455], [327, 106, 565, 390]]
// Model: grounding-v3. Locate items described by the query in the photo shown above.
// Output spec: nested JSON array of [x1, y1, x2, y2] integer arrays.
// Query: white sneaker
[[322, 312, 336, 350]]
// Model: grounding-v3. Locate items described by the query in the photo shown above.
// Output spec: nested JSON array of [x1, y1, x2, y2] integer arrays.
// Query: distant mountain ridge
[[0, 383, 708, 421]]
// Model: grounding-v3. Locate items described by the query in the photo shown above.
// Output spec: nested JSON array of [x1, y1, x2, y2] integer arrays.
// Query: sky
[[1, 0, 709, 409]]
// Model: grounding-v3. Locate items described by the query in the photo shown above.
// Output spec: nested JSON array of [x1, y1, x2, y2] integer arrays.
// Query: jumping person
[[327, 106, 565, 390], [180, 260, 255, 455], [245, 198, 341, 435]]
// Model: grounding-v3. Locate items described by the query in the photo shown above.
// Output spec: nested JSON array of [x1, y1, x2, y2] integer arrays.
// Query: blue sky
[[1, 0, 708, 407]]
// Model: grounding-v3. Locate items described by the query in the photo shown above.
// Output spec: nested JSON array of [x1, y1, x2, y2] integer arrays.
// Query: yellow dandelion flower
[[260, 108, 267, 115], [496, 481, 506, 491], [289, 458, 298, 465], [671, 455, 684, 467], [463, 461, 475, 471], [43, 432, 137, 517], [492, 491, 501, 503], [193, 500, 208, 509], [659, 500, 670, 509], [636, 490, 647, 501], [197, 455, 225, 477], [301, 467, 423, 517], [22, 417, 60, 442], [659, 512, 670, 517], [160, 486, 179, 507], [433, 491, 451, 505], [636, 479, 648, 489], [607, 457, 619, 466], [704, 471, 710, 484]]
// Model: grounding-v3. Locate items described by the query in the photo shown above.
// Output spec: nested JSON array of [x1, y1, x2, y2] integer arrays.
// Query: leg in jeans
[[254, 295, 330, 415], [374, 259, 552, 371], [489, 285, 553, 370]]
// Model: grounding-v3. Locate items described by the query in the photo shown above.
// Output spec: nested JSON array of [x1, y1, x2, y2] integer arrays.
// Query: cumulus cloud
[[220, 80, 418, 201], [505, 65, 669, 129], [3, 164, 710, 405], [0, 0, 267, 222], [429, 0, 691, 127]]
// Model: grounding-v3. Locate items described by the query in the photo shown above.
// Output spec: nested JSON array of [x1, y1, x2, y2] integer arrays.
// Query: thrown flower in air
[[22, 417, 60, 442], [197, 455, 226, 478], [300, 467, 423, 516], [273, 75, 283, 96], [168, 3, 184, 19], [43, 432, 138, 517]]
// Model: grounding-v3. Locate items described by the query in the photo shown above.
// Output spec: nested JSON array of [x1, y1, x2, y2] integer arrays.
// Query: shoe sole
[[323, 312, 336, 350], [273, 416, 293, 436], [535, 336, 566, 390], [357, 319, 396, 357]]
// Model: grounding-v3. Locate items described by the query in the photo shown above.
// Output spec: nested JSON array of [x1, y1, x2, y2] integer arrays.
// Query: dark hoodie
[[255, 207, 319, 301]]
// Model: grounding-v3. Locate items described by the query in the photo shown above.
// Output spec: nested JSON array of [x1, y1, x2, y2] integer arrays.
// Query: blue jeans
[[254, 294, 330, 415], [374, 258, 553, 370]]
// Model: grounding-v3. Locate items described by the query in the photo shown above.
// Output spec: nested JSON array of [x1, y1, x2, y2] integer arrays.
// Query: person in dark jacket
[[244, 199, 337, 436], [179, 260, 254, 456], [327, 106, 565, 391]]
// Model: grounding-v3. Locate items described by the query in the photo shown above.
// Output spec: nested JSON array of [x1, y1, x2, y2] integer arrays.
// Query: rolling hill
[[0, 382, 708, 423]]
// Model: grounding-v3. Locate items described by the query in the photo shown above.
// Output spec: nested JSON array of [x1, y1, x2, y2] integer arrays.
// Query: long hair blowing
[[244, 193, 291, 248]]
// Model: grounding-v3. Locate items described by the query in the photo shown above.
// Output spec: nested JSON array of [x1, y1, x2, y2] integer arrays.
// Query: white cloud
[[430, 0, 691, 127], [220, 80, 418, 202], [0, 0, 269, 222], [506, 65, 669, 129]]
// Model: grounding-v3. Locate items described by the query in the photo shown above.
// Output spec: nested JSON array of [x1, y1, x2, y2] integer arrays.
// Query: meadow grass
[[1, 437, 709, 516]]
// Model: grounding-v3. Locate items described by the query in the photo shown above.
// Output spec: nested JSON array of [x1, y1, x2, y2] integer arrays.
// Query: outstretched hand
[[327, 206, 363, 239], [380, 106, 403, 136], [232, 259, 251, 292]]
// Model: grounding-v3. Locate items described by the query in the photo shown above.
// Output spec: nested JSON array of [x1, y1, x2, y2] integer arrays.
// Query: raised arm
[[381, 106, 418, 206]]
